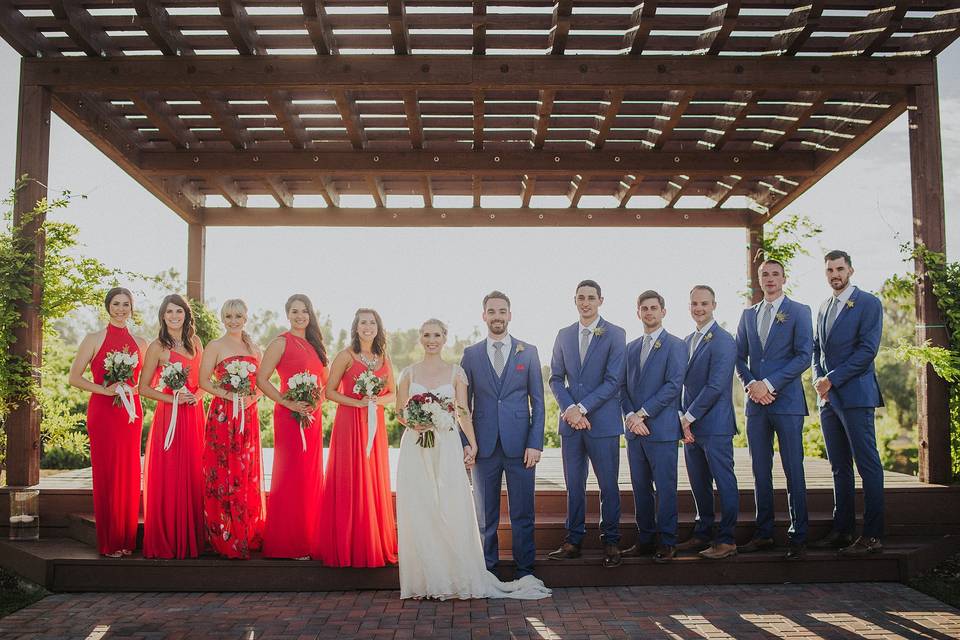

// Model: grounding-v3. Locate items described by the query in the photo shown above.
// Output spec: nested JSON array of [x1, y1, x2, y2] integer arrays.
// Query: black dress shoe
[[839, 536, 883, 556], [547, 542, 581, 560], [653, 545, 677, 563], [621, 542, 656, 557], [809, 531, 853, 549], [738, 537, 775, 553], [602, 544, 623, 568], [784, 543, 807, 560], [676, 536, 711, 553]]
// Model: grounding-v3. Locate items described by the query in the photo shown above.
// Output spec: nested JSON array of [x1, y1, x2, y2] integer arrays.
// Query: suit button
[[498, 400, 502, 404]]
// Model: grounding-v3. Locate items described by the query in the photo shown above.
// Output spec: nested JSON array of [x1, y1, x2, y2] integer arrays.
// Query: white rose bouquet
[[284, 371, 322, 451], [214, 359, 258, 434], [103, 348, 139, 423], [354, 368, 387, 456], [160, 361, 190, 451]]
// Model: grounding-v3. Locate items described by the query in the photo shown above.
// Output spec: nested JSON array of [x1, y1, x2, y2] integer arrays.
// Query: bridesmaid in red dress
[[199, 298, 265, 559], [139, 294, 206, 559], [314, 308, 398, 566], [257, 294, 328, 559], [68, 287, 146, 557]]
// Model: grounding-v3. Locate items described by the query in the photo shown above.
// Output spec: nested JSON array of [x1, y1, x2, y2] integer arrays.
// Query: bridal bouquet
[[214, 359, 258, 434], [103, 348, 139, 423], [160, 361, 190, 451], [353, 369, 387, 456], [284, 371, 322, 451], [403, 392, 456, 448]]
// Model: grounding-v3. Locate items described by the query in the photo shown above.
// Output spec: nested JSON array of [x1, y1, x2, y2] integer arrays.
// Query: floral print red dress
[[202, 355, 266, 559]]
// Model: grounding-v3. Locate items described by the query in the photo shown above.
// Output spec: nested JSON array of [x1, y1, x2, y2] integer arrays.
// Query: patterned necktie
[[689, 331, 703, 361], [493, 341, 505, 377], [639, 334, 653, 370], [579, 327, 591, 364], [758, 302, 773, 349], [824, 297, 839, 338]]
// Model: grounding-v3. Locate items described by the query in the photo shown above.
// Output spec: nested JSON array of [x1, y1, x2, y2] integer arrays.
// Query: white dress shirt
[[486, 334, 513, 373], [749, 294, 785, 393], [626, 326, 665, 420], [682, 319, 716, 424]]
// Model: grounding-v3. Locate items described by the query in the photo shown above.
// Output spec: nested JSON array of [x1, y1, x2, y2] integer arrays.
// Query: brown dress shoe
[[547, 542, 581, 560], [602, 544, 622, 568], [653, 545, 677, 563], [784, 543, 807, 561], [839, 536, 883, 556], [676, 536, 711, 553], [738, 537, 775, 553], [621, 542, 656, 557], [699, 543, 738, 560], [809, 531, 853, 549]]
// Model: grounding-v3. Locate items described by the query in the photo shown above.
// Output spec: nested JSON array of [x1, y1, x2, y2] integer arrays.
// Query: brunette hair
[[157, 293, 197, 356], [285, 294, 328, 366], [690, 285, 716, 300], [221, 298, 255, 354], [576, 279, 602, 298], [482, 290, 511, 309], [351, 308, 387, 357], [824, 250, 852, 266], [637, 290, 665, 308], [759, 258, 787, 276], [104, 287, 134, 313]]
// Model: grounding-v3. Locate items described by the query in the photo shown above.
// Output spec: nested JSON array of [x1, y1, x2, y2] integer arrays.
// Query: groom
[[461, 291, 545, 578]]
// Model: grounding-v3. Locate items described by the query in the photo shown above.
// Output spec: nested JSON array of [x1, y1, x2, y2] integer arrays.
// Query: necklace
[[171, 338, 184, 350], [359, 352, 380, 369]]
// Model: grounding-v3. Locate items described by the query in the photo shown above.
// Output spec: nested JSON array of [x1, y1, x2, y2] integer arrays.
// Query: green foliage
[[758, 214, 823, 268], [189, 297, 221, 347]]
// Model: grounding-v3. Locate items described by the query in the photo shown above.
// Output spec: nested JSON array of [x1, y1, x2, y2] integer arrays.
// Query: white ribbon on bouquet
[[232, 391, 245, 434], [163, 388, 182, 451], [365, 399, 377, 457], [115, 383, 137, 423], [299, 415, 313, 452]]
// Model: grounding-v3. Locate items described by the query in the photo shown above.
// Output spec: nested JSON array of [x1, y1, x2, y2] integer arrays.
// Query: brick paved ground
[[1, 583, 958, 640]]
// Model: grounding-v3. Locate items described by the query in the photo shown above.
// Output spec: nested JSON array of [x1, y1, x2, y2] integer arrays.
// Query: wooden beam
[[50, 0, 117, 57], [301, 0, 337, 55], [133, 0, 193, 56], [187, 223, 206, 302], [473, 90, 484, 151], [840, 1, 909, 57], [651, 91, 692, 150], [218, 0, 264, 56], [421, 176, 433, 208], [264, 178, 294, 208], [747, 225, 763, 304], [332, 90, 364, 150], [623, 1, 658, 55], [200, 93, 248, 150], [267, 91, 308, 149], [548, 0, 573, 55], [908, 76, 951, 484], [660, 176, 689, 208], [24, 56, 935, 93], [387, 0, 410, 55], [132, 92, 197, 150], [472, 176, 482, 207], [139, 149, 818, 178], [695, 0, 740, 55], [214, 177, 248, 208], [7, 78, 51, 487], [770, 0, 825, 55], [616, 175, 644, 208], [403, 91, 423, 150], [472, 0, 486, 55], [567, 175, 590, 208], [316, 177, 340, 208], [0, 5, 58, 57], [591, 90, 623, 150], [202, 207, 755, 227], [367, 175, 386, 207], [533, 90, 555, 149], [521, 175, 536, 208], [768, 92, 828, 151]]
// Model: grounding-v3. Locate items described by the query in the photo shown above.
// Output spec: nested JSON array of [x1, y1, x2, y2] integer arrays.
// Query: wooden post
[[908, 72, 951, 485], [747, 224, 763, 304], [6, 76, 51, 487], [186, 223, 206, 302]]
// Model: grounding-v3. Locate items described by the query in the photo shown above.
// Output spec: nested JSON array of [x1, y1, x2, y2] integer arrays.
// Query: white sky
[[0, 43, 957, 355]]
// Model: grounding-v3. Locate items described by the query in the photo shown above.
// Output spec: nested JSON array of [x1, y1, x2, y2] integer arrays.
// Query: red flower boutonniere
[[516, 364, 525, 371]]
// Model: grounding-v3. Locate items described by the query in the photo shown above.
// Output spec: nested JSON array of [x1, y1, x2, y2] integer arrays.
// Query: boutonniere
[[775, 312, 788, 324], [653, 340, 662, 350], [845, 300, 855, 309], [592, 327, 606, 338], [703, 332, 714, 342], [515, 343, 525, 355], [515, 363, 525, 371]]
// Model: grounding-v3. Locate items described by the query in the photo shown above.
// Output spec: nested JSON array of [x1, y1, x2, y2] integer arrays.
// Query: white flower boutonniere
[[515, 343, 525, 355], [703, 332, 714, 343], [775, 312, 788, 324], [592, 327, 606, 338], [653, 340, 662, 350], [846, 300, 855, 309]]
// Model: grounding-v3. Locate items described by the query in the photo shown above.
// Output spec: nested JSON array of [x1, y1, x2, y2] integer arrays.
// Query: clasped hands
[[624, 413, 650, 436], [813, 376, 832, 402], [562, 405, 591, 431], [746, 380, 776, 406]]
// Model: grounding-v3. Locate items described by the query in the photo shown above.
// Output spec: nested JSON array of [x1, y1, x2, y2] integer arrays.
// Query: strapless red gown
[[313, 358, 397, 566], [86, 323, 143, 555], [143, 348, 205, 559], [202, 355, 265, 559], [262, 332, 327, 559]]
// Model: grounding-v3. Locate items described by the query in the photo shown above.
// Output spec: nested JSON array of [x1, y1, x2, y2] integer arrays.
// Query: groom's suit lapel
[[761, 297, 789, 353], [828, 287, 858, 343], [500, 337, 522, 394]]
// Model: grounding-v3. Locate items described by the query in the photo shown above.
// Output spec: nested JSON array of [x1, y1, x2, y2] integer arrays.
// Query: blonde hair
[[420, 318, 448, 336], [221, 298, 254, 353]]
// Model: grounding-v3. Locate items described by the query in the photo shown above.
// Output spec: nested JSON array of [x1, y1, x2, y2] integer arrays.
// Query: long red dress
[[313, 357, 397, 566], [142, 348, 205, 559], [86, 323, 143, 556], [262, 332, 327, 559], [202, 355, 265, 559]]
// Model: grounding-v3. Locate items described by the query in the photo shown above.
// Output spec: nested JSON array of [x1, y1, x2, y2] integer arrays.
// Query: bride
[[395, 318, 551, 600]]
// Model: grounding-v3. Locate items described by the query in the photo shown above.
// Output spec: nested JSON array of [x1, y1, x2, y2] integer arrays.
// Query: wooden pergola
[[1, 1, 956, 488]]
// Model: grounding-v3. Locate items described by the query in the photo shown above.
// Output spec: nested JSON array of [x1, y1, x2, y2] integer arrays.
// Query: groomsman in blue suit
[[735, 259, 813, 560], [621, 290, 686, 562], [677, 285, 739, 560], [461, 291, 545, 578], [548, 279, 627, 568], [810, 250, 885, 555]]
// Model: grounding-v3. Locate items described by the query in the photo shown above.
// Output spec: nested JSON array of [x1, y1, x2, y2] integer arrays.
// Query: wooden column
[[908, 72, 951, 484], [747, 224, 764, 304], [186, 223, 206, 302], [6, 77, 51, 487]]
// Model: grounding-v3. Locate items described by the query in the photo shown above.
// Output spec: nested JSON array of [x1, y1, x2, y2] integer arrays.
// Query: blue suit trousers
[[561, 431, 621, 546], [684, 435, 738, 545], [746, 409, 808, 543], [626, 438, 679, 546]]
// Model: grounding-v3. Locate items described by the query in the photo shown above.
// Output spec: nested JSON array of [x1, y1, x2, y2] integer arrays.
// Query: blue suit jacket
[[735, 297, 813, 416], [549, 317, 626, 438], [461, 337, 546, 458], [620, 331, 686, 442], [681, 323, 737, 437], [812, 287, 884, 409]]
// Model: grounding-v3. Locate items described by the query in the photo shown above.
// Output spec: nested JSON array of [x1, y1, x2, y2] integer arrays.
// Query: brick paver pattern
[[1, 582, 958, 640]]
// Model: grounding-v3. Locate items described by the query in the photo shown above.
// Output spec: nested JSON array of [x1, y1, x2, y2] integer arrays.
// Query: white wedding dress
[[396, 364, 552, 600]]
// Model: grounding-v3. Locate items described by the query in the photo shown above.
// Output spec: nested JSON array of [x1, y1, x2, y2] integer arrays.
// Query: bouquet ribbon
[[163, 388, 181, 451], [299, 416, 312, 452], [115, 383, 137, 424], [232, 392, 245, 434], [365, 399, 377, 457]]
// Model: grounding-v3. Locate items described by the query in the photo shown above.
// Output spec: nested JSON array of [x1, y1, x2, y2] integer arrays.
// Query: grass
[[910, 551, 960, 610], [0, 568, 47, 618]]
